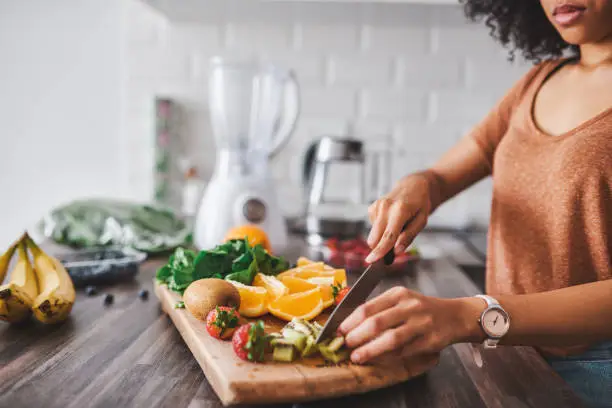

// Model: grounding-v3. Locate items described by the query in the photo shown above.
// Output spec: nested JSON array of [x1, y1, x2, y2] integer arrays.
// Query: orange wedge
[[296, 256, 317, 267], [280, 276, 335, 308], [252, 273, 288, 302], [228, 280, 268, 317], [268, 288, 324, 321], [279, 275, 318, 294], [278, 267, 347, 287]]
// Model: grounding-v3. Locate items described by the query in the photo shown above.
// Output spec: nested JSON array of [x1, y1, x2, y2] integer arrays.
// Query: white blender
[[194, 57, 300, 253]]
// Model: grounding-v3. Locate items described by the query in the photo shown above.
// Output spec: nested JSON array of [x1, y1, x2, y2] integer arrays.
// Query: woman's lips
[[552, 4, 586, 27]]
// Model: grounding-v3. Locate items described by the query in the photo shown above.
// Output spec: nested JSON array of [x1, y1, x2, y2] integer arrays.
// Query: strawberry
[[232, 320, 268, 362], [332, 285, 350, 305], [205, 306, 240, 340]]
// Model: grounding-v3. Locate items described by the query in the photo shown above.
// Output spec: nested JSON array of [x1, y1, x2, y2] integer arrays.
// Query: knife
[[315, 249, 396, 344]]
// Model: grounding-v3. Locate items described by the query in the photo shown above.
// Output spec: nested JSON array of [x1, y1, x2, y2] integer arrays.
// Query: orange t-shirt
[[470, 59, 612, 355]]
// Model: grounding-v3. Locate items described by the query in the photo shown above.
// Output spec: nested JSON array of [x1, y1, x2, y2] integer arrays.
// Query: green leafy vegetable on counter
[[156, 238, 290, 294]]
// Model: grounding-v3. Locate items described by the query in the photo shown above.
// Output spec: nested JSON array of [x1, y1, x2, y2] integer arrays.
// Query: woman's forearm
[[456, 279, 612, 347], [423, 134, 491, 211]]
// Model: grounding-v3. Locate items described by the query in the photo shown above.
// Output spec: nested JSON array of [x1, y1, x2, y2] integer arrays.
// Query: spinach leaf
[[193, 249, 232, 280], [170, 247, 196, 271], [225, 257, 259, 285], [168, 275, 191, 294], [232, 251, 254, 273], [270, 256, 290, 275], [251, 244, 272, 275], [156, 265, 172, 283]]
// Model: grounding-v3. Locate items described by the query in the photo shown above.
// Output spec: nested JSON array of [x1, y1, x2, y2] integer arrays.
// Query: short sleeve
[[469, 62, 549, 171]]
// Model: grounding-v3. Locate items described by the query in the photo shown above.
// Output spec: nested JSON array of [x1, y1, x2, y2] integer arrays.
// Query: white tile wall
[[125, 0, 533, 229]]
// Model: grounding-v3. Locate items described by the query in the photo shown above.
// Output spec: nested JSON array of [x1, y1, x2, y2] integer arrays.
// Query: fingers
[[400, 335, 436, 360], [344, 298, 421, 348], [366, 199, 389, 248], [394, 212, 426, 253], [366, 204, 418, 263], [365, 206, 406, 263], [338, 286, 409, 335], [350, 315, 432, 364]]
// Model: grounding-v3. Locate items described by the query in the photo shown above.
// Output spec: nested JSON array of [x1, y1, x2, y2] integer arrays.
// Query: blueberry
[[138, 289, 149, 300], [103, 293, 114, 305], [85, 286, 98, 296]]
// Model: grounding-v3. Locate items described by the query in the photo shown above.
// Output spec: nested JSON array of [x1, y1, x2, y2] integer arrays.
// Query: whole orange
[[224, 224, 271, 253]]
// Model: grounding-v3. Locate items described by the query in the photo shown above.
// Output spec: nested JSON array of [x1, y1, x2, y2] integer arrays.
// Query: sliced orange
[[296, 256, 317, 267], [252, 273, 288, 302], [280, 276, 335, 308], [227, 280, 268, 317], [278, 267, 347, 287], [279, 276, 318, 294], [319, 284, 335, 309], [268, 288, 324, 321]]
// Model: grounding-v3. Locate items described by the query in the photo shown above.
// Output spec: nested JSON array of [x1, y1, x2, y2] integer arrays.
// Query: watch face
[[482, 307, 510, 338]]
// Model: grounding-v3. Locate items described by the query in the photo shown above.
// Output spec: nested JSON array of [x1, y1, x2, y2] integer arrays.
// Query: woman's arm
[[425, 134, 491, 211], [365, 135, 490, 262], [459, 279, 612, 346], [339, 279, 612, 364], [367, 64, 544, 263]]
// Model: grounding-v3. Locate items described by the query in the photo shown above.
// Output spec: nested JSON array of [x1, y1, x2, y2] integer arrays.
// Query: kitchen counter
[[0, 234, 582, 408]]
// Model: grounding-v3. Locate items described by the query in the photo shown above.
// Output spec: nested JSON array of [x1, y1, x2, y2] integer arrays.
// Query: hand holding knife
[[315, 238, 400, 344]]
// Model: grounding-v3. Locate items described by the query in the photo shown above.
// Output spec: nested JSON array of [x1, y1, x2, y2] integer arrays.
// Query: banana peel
[[25, 233, 75, 324], [0, 234, 22, 283], [0, 236, 38, 323]]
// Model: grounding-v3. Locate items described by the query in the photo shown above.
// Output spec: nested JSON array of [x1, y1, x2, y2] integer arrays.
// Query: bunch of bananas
[[0, 233, 75, 324]]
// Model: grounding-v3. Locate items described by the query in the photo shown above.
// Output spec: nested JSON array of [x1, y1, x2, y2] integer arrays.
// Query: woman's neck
[[579, 33, 612, 67]]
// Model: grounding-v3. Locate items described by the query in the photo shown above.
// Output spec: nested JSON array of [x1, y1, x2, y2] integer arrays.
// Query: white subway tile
[[328, 55, 394, 87], [465, 58, 532, 91], [362, 90, 427, 121], [432, 90, 496, 125], [433, 25, 503, 57], [299, 25, 359, 53], [365, 26, 429, 55], [398, 56, 463, 89], [226, 23, 293, 52], [259, 53, 326, 85], [301, 88, 357, 117], [393, 123, 463, 155], [360, 4, 434, 26], [166, 24, 221, 54], [348, 120, 393, 141]]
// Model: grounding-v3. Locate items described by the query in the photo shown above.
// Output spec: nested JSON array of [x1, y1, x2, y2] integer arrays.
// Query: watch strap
[[475, 294, 500, 307]]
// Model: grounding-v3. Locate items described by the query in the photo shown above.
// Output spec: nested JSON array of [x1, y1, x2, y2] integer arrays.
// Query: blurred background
[[0, 0, 531, 249]]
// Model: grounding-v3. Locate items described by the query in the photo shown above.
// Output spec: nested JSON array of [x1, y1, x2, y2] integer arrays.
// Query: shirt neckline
[[528, 57, 612, 141]]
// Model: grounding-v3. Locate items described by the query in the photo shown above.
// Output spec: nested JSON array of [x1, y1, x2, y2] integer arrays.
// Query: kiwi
[[183, 279, 240, 321]]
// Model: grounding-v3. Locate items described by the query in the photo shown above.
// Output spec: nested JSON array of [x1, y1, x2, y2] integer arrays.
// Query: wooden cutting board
[[155, 282, 436, 406]]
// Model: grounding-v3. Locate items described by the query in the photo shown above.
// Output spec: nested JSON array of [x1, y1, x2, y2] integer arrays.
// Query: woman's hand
[[338, 286, 484, 364], [366, 172, 433, 263]]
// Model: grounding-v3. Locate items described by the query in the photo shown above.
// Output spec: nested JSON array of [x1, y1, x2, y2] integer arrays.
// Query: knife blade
[[315, 249, 396, 344]]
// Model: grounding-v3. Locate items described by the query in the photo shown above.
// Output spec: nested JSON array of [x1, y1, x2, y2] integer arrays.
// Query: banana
[[0, 236, 20, 283], [25, 233, 75, 324], [0, 238, 38, 323]]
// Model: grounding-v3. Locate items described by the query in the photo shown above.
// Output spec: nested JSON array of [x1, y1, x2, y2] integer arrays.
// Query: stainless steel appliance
[[301, 136, 367, 245]]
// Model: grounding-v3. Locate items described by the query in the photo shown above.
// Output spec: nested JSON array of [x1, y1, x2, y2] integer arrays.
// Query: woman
[[338, 0, 612, 406]]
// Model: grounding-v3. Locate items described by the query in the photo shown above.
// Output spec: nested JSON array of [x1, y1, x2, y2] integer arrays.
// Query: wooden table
[[0, 234, 583, 408]]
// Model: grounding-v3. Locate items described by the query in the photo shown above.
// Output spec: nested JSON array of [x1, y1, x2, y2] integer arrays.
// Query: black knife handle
[[382, 220, 411, 266], [383, 249, 395, 266]]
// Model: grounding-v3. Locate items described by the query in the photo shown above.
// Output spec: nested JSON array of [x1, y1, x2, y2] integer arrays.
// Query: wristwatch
[[474, 294, 510, 349]]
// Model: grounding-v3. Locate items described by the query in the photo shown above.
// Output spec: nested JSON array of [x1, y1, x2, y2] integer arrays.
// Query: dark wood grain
[[0, 235, 584, 408]]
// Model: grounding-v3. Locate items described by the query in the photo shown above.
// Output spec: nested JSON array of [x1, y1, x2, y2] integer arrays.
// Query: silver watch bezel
[[479, 305, 510, 340]]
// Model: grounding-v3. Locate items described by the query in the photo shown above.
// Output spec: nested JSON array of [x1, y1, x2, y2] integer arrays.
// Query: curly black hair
[[461, 0, 580, 61]]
